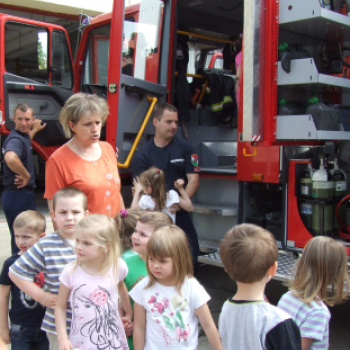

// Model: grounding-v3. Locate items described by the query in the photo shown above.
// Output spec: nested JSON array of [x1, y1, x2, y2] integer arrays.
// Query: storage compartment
[[277, 0, 350, 142]]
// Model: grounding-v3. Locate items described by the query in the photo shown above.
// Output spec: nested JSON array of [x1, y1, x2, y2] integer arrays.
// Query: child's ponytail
[[140, 167, 167, 210], [115, 208, 144, 252]]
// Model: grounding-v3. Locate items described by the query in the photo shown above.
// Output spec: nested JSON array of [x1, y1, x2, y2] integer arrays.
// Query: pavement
[[0, 192, 350, 349]]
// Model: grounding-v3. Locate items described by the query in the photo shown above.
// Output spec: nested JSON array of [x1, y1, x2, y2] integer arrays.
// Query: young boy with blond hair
[[9, 187, 89, 350], [218, 223, 301, 350], [0, 210, 48, 349]]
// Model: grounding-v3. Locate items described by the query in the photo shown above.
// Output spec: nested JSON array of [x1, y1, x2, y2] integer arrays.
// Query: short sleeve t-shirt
[[138, 190, 179, 222], [0, 254, 45, 327], [235, 50, 242, 69], [44, 141, 121, 217], [122, 250, 147, 301], [278, 291, 330, 350], [219, 299, 301, 350], [129, 276, 210, 350], [133, 136, 198, 191], [122, 250, 148, 350], [60, 260, 128, 350], [9, 231, 76, 335], [2, 130, 36, 187]]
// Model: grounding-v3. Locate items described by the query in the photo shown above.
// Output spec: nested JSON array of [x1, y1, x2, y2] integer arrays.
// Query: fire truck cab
[[1, 0, 350, 280]]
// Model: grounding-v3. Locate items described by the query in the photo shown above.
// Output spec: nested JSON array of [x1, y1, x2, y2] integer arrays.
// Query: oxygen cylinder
[[300, 202, 313, 231], [299, 163, 314, 230], [330, 158, 347, 228], [331, 158, 347, 198], [300, 163, 314, 197], [311, 157, 334, 235]]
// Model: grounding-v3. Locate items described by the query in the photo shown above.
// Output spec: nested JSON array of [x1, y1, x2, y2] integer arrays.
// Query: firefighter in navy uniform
[[133, 103, 200, 273], [1, 103, 45, 254]]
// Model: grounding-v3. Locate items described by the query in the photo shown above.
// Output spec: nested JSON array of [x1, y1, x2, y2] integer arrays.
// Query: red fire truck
[[1, 0, 350, 280]]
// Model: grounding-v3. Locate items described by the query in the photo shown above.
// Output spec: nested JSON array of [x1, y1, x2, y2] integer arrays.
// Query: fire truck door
[[0, 18, 74, 147], [107, 0, 174, 167]]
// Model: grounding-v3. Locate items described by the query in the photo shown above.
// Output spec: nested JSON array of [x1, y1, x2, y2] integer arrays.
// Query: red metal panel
[[287, 160, 313, 248], [0, 17, 5, 127], [263, 0, 279, 144], [166, 0, 177, 102], [105, 0, 125, 150], [236, 141, 280, 183]]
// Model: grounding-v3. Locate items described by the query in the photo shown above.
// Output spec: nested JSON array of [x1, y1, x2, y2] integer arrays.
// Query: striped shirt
[[10, 231, 76, 335], [277, 291, 330, 350]]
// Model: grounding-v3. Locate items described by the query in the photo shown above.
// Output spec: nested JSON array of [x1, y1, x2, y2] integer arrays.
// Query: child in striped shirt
[[278, 236, 350, 350], [9, 187, 89, 350]]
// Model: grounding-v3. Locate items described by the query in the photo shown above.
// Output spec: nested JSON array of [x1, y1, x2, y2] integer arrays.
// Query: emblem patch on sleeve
[[191, 154, 198, 166]]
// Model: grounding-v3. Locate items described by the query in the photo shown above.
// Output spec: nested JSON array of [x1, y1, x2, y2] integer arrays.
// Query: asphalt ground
[[0, 192, 350, 349]]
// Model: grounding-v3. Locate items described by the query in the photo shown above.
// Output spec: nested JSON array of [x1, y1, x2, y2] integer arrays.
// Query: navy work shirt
[[2, 130, 36, 188], [133, 135, 198, 191]]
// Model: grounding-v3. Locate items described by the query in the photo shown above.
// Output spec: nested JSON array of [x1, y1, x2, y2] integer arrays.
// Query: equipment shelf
[[278, 58, 350, 91], [276, 115, 350, 140], [279, 0, 350, 41]]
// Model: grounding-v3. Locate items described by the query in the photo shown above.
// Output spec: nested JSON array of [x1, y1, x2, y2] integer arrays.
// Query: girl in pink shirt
[[55, 214, 132, 350]]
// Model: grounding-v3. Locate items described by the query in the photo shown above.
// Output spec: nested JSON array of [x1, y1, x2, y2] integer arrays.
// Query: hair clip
[[157, 169, 160, 173], [120, 209, 128, 218]]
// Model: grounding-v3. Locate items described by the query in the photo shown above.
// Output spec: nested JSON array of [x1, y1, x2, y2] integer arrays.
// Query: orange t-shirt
[[44, 142, 121, 217]]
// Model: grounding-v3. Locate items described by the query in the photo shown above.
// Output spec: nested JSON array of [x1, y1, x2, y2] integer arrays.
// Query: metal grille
[[198, 251, 300, 282]]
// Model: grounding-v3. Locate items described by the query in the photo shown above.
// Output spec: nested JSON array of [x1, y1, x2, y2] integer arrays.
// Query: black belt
[[4, 184, 35, 193]]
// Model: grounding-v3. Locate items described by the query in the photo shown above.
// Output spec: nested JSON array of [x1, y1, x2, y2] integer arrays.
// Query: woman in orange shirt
[[44, 93, 125, 217]]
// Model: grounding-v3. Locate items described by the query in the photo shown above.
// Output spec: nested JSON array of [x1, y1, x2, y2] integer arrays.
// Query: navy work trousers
[[2, 189, 36, 254], [176, 209, 200, 274]]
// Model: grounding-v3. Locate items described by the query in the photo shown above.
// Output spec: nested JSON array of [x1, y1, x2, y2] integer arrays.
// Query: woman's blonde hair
[[139, 167, 167, 210], [145, 225, 193, 293], [59, 93, 109, 138], [115, 208, 144, 252], [73, 214, 121, 279], [289, 236, 349, 306]]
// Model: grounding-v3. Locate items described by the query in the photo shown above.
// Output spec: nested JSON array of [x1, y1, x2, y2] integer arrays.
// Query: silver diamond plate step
[[198, 251, 300, 282], [198, 238, 221, 254], [192, 202, 238, 216]]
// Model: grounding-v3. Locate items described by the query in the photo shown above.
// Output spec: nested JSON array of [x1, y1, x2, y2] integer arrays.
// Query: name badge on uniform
[[171, 158, 185, 163]]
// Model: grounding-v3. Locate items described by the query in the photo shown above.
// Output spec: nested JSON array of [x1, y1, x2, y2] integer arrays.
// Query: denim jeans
[[10, 324, 49, 350], [1, 189, 36, 254]]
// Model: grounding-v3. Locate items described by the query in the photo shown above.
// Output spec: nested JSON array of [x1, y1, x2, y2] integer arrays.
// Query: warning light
[[24, 85, 35, 90], [251, 174, 263, 181]]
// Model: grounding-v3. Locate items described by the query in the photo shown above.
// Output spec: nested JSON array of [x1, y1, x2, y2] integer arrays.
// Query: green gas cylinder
[[311, 157, 334, 235], [300, 163, 314, 197], [331, 158, 347, 198], [299, 163, 314, 230], [330, 157, 347, 228]]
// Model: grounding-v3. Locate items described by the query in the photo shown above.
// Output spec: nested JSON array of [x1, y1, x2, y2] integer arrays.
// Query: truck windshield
[[5, 22, 48, 83], [51, 30, 73, 89], [82, 0, 164, 88], [82, 23, 110, 86]]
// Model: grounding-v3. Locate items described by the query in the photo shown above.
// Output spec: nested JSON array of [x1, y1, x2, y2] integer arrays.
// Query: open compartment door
[[107, 0, 175, 171]]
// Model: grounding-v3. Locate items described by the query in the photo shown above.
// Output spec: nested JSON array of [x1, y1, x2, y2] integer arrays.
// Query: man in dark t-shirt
[[133, 103, 200, 273], [1, 103, 45, 254]]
